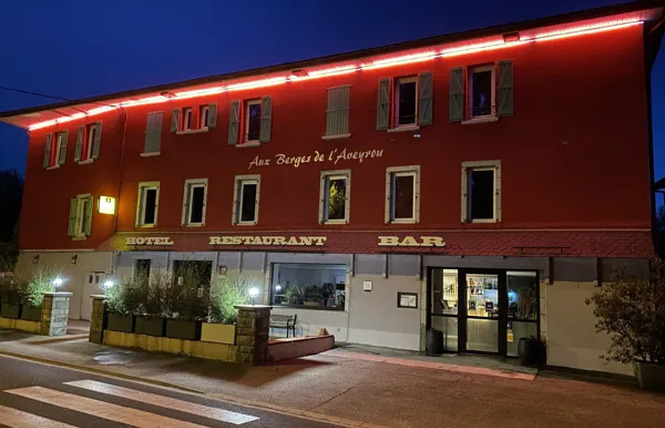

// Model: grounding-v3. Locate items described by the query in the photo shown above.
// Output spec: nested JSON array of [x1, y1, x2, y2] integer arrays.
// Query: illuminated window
[[68, 193, 93, 238], [136, 182, 160, 227], [385, 166, 420, 224], [320, 170, 350, 224], [245, 99, 262, 143], [461, 160, 501, 223], [233, 175, 260, 225], [469, 65, 495, 118], [182, 178, 207, 226], [182, 107, 193, 131]]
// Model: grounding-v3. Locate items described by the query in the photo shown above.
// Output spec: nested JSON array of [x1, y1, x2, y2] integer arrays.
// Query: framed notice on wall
[[397, 292, 418, 309]]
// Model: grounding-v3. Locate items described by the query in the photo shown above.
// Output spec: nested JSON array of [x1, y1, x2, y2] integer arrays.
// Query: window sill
[[322, 220, 348, 225], [72, 235, 87, 241], [184, 223, 205, 227], [46, 165, 60, 170], [136, 224, 156, 229], [176, 128, 209, 135], [388, 219, 417, 225], [235, 221, 258, 226], [461, 116, 499, 125], [387, 124, 419, 133], [322, 133, 351, 141], [77, 159, 94, 165], [237, 141, 261, 148], [466, 219, 499, 224], [140, 151, 160, 157]]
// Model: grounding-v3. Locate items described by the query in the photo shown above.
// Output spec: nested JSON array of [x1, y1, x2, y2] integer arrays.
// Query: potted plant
[[585, 259, 665, 391], [0, 275, 24, 319], [105, 277, 137, 333], [20, 266, 58, 322], [165, 265, 208, 341], [203, 271, 250, 344], [133, 272, 166, 337]]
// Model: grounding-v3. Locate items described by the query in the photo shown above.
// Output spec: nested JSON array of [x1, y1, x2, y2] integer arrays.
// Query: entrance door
[[462, 271, 505, 354], [80, 271, 106, 321]]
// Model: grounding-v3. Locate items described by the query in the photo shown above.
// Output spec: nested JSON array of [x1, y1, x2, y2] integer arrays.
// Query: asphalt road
[[0, 355, 343, 428]]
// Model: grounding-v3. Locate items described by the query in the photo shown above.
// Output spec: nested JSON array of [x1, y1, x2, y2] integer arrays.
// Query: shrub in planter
[[209, 271, 251, 325], [105, 276, 142, 333], [20, 305, 42, 322], [585, 259, 665, 390], [0, 275, 27, 319]]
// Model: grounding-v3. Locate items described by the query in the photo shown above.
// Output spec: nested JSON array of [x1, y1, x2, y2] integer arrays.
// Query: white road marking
[[0, 404, 77, 428], [5, 386, 211, 428], [64, 379, 259, 425]]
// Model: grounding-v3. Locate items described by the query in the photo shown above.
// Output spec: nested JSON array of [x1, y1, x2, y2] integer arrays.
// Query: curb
[[0, 350, 385, 428]]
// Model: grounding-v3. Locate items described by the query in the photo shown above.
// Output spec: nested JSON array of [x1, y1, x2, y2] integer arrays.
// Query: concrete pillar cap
[[234, 305, 273, 310], [90, 294, 107, 300], [43, 292, 73, 297]]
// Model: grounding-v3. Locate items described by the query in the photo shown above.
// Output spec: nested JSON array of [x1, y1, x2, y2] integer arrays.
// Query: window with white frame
[[68, 193, 93, 238], [377, 72, 432, 131], [385, 166, 420, 223], [182, 107, 193, 131], [233, 175, 260, 225], [320, 170, 350, 224], [43, 131, 68, 169], [199, 105, 210, 129], [324, 86, 350, 138], [469, 65, 495, 118], [136, 182, 160, 227], [395, 77, 417, 126], [245, 99, 262, 143], [182, 179, 208, 226], [228, 97, 272, 146], [449, 61, 512, 123], [461, 160, 501, 223]]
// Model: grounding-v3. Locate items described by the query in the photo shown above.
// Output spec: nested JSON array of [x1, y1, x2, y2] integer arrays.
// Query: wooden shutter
[[58, 131, 68, 166], [326, 86, 350, 136], [376, 78, 391, 130], [84, 196, 93, 235], [43, 134, 52, 168], [260, 96, 272, 143], [497, 61, 514, 117], [449, 67, 465, 122], [136, 186, 144, 227], [208, 103, 217, 128], [74, 126, 84, 162], [228, 101, 240, 145], [170, 108, 181, 133], [232, 180, 240, 225], [68, 198, 77, 236], [182, 183, 191, 225], [91, 122, 102, 159], [418, 72, 433, 126], [144, 112, 163, 153]]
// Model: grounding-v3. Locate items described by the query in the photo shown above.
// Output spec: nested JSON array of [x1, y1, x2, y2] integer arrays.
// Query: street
[[0, 355, 342, 428]]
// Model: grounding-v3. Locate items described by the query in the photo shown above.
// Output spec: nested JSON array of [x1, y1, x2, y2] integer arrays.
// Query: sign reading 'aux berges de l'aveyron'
[[248, 148, 384, 170]]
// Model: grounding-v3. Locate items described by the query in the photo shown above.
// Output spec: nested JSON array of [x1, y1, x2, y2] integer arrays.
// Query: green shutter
[[84, 196, 93, 235], [171, 108, 181, 133], [228, 100, 240, 145], [74, 127, 83, 162], [43, 134, 52, 168], [497, 61, 514, 117], [91, 122, 102, 159], [449, 67, 465, 122], [68, 198, 77, 236], [260, 96, 272, 143], [58, 131, 68, 166], [376, 78, 391, 130], [207, 103, 217, 128], [418, 72, 433, 126]]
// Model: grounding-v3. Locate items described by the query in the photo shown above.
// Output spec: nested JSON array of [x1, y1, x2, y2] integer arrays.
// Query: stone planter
[[107, 313, 134, 333], [20, 305, 42, 322], [201, 323, 236, 345], [135, 316, 165, 337], [0, 302, 21, 319], [633, 360, 665, 391], [165, 319, 201, 340]]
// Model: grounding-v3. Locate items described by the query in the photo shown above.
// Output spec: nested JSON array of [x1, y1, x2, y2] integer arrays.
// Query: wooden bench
[[270, 314, 297, 338]]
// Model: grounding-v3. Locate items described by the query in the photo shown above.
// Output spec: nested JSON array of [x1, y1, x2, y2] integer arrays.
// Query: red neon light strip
[[28, 18, 643, 131]]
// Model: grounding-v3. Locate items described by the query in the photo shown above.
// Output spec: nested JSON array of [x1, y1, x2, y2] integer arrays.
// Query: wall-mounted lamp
[[218, 265, 227, 275], [71, 255, 78, 265], [32, 255, 40, 264]]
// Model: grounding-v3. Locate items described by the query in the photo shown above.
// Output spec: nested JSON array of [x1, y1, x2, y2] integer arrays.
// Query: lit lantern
[[98, 196, 116, 215]]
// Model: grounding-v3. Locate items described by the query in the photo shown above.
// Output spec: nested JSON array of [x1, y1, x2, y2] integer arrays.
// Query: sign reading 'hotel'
[[209, 236, 327, 246]]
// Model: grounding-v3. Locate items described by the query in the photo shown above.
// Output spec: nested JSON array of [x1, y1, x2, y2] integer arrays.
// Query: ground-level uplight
[[52, 278, 63, 287], [249, 287, 259, 306]]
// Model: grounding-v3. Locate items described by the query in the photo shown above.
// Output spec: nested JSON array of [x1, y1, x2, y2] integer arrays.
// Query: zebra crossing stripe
[[0, 404, 76, 428], [64, 380, 259, 425], [5, 386, 210, 428]]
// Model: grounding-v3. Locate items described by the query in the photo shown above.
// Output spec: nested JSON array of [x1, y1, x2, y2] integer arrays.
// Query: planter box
[[165, 319, 201, 341], [107, 313, 134, 333], [634, 360, 665, 391], [135, 316, 165, 337], [201, 323, 236, 345], [1, 302, 21, 319], [20, 305, 42, 322]]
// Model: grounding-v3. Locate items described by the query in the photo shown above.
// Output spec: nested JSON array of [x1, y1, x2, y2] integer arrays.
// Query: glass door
[[464, 272, 502, 353]]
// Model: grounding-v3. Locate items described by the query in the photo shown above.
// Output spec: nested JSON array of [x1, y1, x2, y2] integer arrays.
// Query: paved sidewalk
[[0, 327, 664, 428]]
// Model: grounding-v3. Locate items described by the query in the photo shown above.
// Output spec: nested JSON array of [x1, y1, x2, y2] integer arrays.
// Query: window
[[172, 260, 212, 289], [43, 131, 68, 169], [449, 61, 513, 123], [228, 97, 272, 146], [385, 166, 420, 223], [245, 99, 262, 143], [376, 72, 432, 131], [320, 170, 350, 224], [134, 259, 151, 284], [182, 107, 193, 131], [469, 65, 495, 118], [324, 86, 350, 138], [182, 179, 208, 226], [461, 160, 501, 223], [136, 182, 160, 227], [143, 112, 163, 155], [75, 122, 102, 163], [271, 263, 346, 311], [68, 193, 93, 238], [199, 105, 210, 129], [233, 175, 260, 225]]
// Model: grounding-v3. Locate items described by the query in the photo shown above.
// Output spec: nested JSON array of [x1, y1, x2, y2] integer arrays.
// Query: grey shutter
[[497, 61, 514, 117], [326, 86, 350, 136], [207, 103, 217, 128], [449, 67, 465, 122], [84, 196, 93, 235], [68, 198, 77, 236], [91, 122, 102, 159], [182, 184, 191, 225], [260, 96, 272, 143], [228, 100, 240, 145], [43, 134, 52, 168], [144, 112, 163, 153], [418, 72, 433, 126], [58, 131, 68, 166], [74, 127, 84, 162], [376, 78, 391, 130], [171, 108, 180, 133]]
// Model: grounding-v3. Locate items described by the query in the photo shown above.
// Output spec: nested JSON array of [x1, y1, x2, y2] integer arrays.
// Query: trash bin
[[426, 329, 443, 355]]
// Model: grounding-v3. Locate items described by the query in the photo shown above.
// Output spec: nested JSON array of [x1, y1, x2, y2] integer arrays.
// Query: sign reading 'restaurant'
[[125, 237, 174, 246], [209, 236, 327, 246], [377, 236, 446, 247]]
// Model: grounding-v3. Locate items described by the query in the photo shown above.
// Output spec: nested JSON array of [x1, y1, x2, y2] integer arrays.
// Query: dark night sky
[[0, 0, 663, 205]]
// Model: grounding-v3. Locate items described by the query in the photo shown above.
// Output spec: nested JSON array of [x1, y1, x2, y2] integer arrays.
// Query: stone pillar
[[234, 305, 272, 365], [39, 292, 72, 336], [89, 295, 107, 344]]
